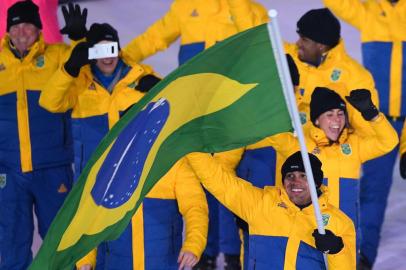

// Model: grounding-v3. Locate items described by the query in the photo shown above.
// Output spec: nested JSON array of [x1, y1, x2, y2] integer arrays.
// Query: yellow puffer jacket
[[323, 0, 406, 117], [188, 153, 356, 270], [249, 113, 398, 223], [122, 0, 267, 65], [39, 57, 154, 178], [0, 34, 72, 172], [285, 41, 379, 137]]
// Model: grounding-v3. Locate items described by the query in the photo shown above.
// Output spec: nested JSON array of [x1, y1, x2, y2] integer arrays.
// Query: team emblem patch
[[341, 143, 352, 155], [299, 88, 305, 96], [322, 214, 330, 226], [299, 112, 307, 124], [0, 174, 6, 189], [128, 81, 137, 89], [36, 55, 45, 67], [330, 68, 341, 81], [0, 63, 5, 71]]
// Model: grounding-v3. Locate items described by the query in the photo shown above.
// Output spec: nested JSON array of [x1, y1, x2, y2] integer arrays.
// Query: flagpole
[[266, 9, 327, 236]]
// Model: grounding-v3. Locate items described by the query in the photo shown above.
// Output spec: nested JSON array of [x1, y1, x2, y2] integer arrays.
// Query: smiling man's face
[[283, 171, 312, 206]]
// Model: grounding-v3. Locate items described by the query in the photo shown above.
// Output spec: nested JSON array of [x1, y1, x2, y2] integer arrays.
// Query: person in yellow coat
[[225, 87, 398, 269], [237, 8, 381, 212], [0, 2, 74, 269], [322, 1, 406, 268], [188, 151, 356, 270], [122, 0, 267, 66], [255, 87, 398, 225], [40, 21, 208, 270]]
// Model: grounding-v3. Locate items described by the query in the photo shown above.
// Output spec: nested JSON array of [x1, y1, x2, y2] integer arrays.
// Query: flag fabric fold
[[29, 23, 292, 270]]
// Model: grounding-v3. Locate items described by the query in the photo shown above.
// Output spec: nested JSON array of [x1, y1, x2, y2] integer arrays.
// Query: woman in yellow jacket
[[258, 87, 398, 226], [224, 87, 398, 268], [188, 151, 356, 270], [40, 22, 208, 270]]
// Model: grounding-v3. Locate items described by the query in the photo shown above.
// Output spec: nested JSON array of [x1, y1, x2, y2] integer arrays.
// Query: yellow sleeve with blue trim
[[175, 157, 209, 259], [358, 113, 399, 162], [121, 1, 181, 63], [75, 249, 97, 269], [187, 152, 265, 224], [39, 66, 79, 113], [323, 0, 366, 30], [227, 0, 268, 31]]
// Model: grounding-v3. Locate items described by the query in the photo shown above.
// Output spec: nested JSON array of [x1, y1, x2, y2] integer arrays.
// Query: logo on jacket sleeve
[[57, 183, 68, 193], [190, 9, 199, 17], [0, 63, 5, 71], [330, 68, 341, 82], [88, 82, 96, 90], [341, 143, 352, 155], [0, 174, 6, 189], [322, 213, 330, 226], [36, 55, 45, 68]]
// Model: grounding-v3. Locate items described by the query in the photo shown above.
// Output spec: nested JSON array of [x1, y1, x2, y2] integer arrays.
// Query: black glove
[[312, 229, 344, 254], [136, 75, 161, 92], [400, 153, 406, 179], [345, 89, 379, 121], [64, 42, 90, 77], [60, 3, 88, 41], [286, 54, 299, 87]]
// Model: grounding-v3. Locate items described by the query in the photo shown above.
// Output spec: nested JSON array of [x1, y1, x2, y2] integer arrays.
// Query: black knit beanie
[[297, 8, 340, 47], [310, 87, 347, 124], [281, 151, 323, 188], [87, 23, 120, 48], [7, 0, 42, 31]]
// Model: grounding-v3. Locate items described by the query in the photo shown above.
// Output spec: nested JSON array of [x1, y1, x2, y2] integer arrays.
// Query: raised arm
[[227, 0, 268, 31], [345, 89, 399, 162], [121, 1, 181, 63], [187, 152, 264, 223], [323, 0, 366, 30]]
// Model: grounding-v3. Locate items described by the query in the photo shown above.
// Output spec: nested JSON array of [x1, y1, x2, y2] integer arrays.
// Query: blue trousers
[[0, 164, 73, 270], [360, 118, 403, 265]]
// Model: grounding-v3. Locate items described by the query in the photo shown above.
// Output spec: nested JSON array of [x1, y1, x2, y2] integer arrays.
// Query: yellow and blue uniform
[[122, 0, 267, 66], [40, 58, 208, 270], [39, 58, 151, 179], [323, 0, 406, 264], [220, 113, 398, 268], [0, 34, 74, 269], [188, 153, 356, 270], [253, 114, 398, 225], [238, 40, 380, 213]]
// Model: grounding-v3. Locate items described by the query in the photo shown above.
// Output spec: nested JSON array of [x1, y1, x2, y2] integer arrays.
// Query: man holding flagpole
[[187, 151, 356, 269]]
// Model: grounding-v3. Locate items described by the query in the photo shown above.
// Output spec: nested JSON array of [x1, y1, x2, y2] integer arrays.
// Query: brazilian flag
[[30, 23, 292, 269]]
